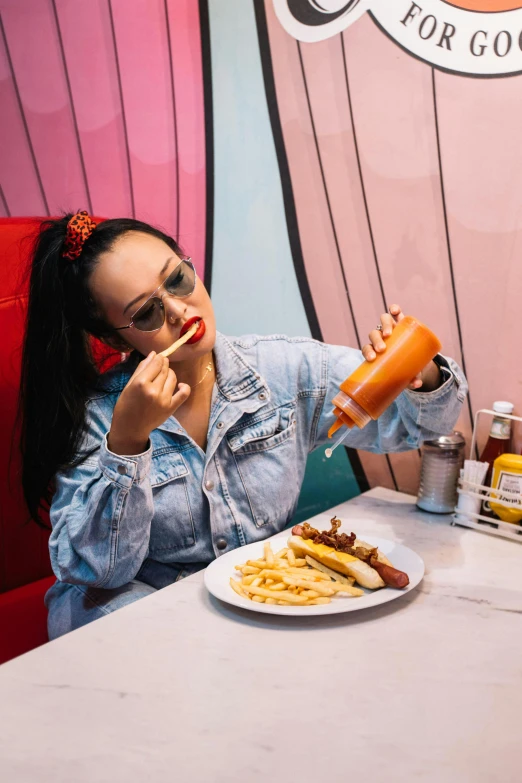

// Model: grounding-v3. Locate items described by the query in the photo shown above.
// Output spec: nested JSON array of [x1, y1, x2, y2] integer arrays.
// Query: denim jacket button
[[217, 422, 224, 429], [117, 464, 127, 475], [258, 392, 267, 400], [205, 480, 215, 491], [216, 538, 227, 551]]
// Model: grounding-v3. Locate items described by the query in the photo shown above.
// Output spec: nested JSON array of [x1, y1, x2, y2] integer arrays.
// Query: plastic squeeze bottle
[[327, 316, 442, 453]]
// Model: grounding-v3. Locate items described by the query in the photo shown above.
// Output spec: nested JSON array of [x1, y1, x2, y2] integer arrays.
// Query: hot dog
[[369, 558, 409, 589], [289, 518, 409, 590]]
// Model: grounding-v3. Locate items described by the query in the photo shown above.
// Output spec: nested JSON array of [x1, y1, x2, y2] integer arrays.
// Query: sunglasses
[[114, 258, 196, 333]]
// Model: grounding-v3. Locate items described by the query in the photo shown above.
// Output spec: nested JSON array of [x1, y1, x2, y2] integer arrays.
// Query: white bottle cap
[[492, 401, 514, 414]]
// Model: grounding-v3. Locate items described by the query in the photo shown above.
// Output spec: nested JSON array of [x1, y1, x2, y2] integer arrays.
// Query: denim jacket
[[48, 333, 467, 590]]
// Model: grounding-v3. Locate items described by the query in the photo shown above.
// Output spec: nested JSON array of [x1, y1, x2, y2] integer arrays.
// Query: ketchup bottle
[[480, 401, 514, 488], [329, 316, 442, 437]]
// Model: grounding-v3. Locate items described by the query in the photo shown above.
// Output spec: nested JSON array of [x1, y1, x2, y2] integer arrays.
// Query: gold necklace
[[192, 361, 213, 388]]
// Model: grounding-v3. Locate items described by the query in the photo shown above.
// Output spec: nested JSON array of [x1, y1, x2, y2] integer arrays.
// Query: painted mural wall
[[1, 0, 521, 516]]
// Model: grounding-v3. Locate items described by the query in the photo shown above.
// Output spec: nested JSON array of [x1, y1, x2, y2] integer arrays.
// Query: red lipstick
[[180, 316, 205, 344]]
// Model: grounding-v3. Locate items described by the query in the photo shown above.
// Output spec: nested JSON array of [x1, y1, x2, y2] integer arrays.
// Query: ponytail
[[19, 214, 182, 526]]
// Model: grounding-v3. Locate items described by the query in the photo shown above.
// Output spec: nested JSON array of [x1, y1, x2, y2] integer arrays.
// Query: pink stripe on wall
[[1, 0, 88, 213], [435, 71, 522, 450], [54, 0, 132, 218], [166, 0, 206, 278], [296, 34, 399, 490], [0, 0, 207, 278], [297, 36, 386, 337], [108, 0, 178, 237], [341, 17, 473, 489], [0, 26, 47, 216], [264, 1, 359, 351], [343, 18, 465, 369]]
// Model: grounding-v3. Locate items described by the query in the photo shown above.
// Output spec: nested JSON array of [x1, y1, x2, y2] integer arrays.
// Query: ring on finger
[[376, 324, 383, 332]]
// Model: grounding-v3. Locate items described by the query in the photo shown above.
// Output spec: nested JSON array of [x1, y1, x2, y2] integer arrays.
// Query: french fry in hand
[[159, 322, 198, 357]]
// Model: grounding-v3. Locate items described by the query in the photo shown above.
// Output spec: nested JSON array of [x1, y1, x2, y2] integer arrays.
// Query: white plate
[[204, 534, 425, 616]]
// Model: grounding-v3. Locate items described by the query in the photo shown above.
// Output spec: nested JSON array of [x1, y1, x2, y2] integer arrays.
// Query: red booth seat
[[0, 217, 117, 664]]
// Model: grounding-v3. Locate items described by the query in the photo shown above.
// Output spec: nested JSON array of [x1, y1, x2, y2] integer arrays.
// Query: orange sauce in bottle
[[328, 316, 442, 437]]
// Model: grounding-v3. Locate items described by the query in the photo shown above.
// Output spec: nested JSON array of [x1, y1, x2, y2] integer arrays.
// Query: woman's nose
[[162, 294, 186, 322]]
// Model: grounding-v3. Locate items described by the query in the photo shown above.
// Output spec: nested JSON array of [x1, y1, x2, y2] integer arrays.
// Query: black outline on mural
[[254, 0, 370, 493], [0, 15, 50, 215], [107, 0, 136, 219], [286, 0, 360, 26], [369, 11, 522, 79], [51, 0, 93, 215], [0, 183, 10, 217], [254, 0, 322, 341], [296, 40, 361, 348], [340, 35, 387, 320], [340, 33, 402, 489], [164, 0, 181, 239], [431, 68, 476, 447], [198, 0, 215, 294]]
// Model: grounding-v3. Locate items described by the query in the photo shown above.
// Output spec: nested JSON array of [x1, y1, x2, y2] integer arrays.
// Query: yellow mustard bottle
[[489, 454, 522, 524]]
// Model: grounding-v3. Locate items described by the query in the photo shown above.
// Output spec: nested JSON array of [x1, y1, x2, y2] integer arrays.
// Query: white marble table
[[0, 488, 521, 783]]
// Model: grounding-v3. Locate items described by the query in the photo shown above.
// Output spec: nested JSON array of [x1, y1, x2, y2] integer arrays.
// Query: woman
[[20, 213, 467, 638]]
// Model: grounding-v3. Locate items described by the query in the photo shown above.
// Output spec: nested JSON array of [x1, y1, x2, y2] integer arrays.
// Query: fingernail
[[148, 351, 156, 358], [368, 352, 376, 360], [383, 329, 391, 337]]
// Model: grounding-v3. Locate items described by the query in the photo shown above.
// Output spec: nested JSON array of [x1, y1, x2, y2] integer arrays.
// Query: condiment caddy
[[452, 408, 522, 543]]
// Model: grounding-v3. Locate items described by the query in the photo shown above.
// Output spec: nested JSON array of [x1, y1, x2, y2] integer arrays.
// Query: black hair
[[19, 215, 182, 527]]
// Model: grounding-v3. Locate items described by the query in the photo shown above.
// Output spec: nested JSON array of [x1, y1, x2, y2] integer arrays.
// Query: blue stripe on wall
[[206, 0, 360, 515], [207, 0, 310, 337]]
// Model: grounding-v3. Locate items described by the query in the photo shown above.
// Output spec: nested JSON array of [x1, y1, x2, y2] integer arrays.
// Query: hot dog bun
[[354, 539, 392, 567], [287, 535, 385, 590]]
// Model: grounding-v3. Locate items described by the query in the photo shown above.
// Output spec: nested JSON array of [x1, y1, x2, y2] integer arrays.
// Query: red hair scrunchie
[[62, 211, 97, 261]]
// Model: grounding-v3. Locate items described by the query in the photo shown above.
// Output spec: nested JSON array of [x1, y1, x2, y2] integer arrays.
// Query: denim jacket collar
[[213, 332, 269, 403]]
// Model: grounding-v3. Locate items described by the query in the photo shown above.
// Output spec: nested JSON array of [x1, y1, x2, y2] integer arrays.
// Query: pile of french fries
[[230, 541, 364, 607]]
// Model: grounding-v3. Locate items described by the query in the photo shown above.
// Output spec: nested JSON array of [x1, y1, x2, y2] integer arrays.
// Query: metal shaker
[[417, 432, 466, 514]]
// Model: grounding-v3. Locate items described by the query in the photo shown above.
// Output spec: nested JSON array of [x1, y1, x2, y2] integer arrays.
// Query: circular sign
[[273, 0, 522, 76]]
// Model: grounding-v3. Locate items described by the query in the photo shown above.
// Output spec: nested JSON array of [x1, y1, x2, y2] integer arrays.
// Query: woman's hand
[[108, 352, 191, 455], [361, 305, 441, 392]]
